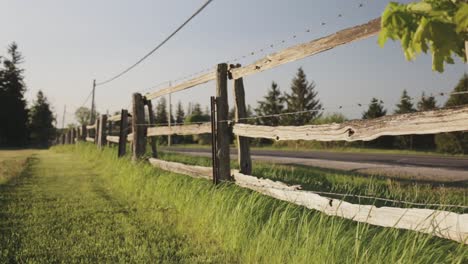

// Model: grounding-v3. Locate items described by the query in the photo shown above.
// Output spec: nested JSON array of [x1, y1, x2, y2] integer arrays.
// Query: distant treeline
[[0, 43, 56, 147], [73, 68, 468, 154]]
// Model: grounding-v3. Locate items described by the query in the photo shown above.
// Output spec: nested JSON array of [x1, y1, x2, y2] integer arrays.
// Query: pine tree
[[255, 82, 285, 126], [394, 90, 416, 149], [284, 68, 322, 125], [185, 103, 210, 144], [435, 74, 468, 154], [154, 97, 168, 125], [29, 91, 55, 146], [362, 98, 386, 119], [0, 43, 29, 146], [417, 92, 437, 111], [175, 101, 185, 124], [362, 98, 392, 148], [394, 90, 416, 114], [445, 73, 468, 107]]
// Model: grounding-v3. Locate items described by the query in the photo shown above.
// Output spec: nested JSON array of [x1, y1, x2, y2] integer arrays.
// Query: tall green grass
[[157, 151, 468, 213], [53, 144, 467, 263]]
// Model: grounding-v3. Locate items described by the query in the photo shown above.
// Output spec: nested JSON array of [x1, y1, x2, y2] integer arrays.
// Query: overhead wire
[[95, 0, 214, 87]]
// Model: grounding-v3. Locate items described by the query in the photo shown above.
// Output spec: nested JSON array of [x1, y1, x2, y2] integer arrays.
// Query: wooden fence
[[56, 17, 468, 244]]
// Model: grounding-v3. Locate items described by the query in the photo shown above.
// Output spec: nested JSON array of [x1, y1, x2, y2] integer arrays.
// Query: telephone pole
[[90, 79, 96, 124], [62, 105, 66, 129], [168, 82, 172, 146]]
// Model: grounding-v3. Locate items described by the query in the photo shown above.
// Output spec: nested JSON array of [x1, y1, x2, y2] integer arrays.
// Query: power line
[[95, 0, 214, 87]]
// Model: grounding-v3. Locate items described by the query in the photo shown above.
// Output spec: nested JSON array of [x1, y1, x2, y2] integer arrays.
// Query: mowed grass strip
[[0, 150, 226, 263]]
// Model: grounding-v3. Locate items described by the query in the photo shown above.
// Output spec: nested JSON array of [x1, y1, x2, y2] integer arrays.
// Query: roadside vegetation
[[157, 151, 468, 213]]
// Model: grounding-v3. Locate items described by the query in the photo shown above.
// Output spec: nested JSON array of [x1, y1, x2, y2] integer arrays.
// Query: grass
[[157, 151, 468, 213], [0, 144, 466, 263], [0, 149, 37, 184], [164, 143, 468, 158]]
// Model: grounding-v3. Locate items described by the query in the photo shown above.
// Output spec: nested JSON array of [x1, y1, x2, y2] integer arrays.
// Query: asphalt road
[[161, 147, 468, 182]]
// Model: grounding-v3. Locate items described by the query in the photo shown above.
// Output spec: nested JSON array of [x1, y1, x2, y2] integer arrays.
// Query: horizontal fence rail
[[147, 123, 211, 137], [233, 106, 468, 142], [106, 136, 120, 144], [85, 137, 95, 143], [86, 124, 96, 130], [145, 71, 216, 100], [147, 158, 468, 244], [230, 18, 380, 79]]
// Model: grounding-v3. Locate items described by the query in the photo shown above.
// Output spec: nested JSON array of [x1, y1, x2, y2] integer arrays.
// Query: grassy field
[[157, 151, 468, 213], [0, 145, 466, 263]]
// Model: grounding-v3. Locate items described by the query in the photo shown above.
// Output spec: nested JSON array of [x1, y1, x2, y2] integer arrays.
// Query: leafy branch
[[379, 0, 468, 72]]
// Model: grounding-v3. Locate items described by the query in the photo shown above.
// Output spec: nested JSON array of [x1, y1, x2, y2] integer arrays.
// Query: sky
[[0, 0, 466, 127]]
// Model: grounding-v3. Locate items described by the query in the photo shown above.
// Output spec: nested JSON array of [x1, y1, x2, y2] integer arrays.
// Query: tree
[[254, 82, 285, 126], [414, 92, 438, 149], [394, 90, 416, 114], [394, 90, 416, 149], [283, 68, 322, 125], [29, 91, 55, 146], [362, 98, 392, 148], [362, 98, 387, 119], [175, 101, 185, 124], [0, 42, 29, 146], [185, 103, 210, 144], [435, 74, 468, 154], [154, 97, 168, 125], [379, 0, 468, 72], [417, 92, 437, 111], [74, 107, 96, 126]]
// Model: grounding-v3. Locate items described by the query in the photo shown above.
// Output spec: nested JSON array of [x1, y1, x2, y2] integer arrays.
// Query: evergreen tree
[[29, 91, 55, 146], [185, 103, 210, 144], [414, 92, 438, 150], [362, 98, 386, 119], [394, 90, 416, 114], [284, 68, 322, 125], [362, 98, 392, 148], [175, 101, 185, 124], [394, 90, 416, 149], [417, 92, 437, 111], [0, 43, 28, 146], [435, 74, 468, 154], [154, 97, 168, 125], [255, 81, 285, 126]]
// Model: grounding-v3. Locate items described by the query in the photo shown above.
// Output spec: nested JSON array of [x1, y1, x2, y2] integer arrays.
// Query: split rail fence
[[56, 18, 468, 244]]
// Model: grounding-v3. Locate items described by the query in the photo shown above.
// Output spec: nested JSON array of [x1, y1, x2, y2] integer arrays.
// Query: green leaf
[[455, 3, 468, 32]]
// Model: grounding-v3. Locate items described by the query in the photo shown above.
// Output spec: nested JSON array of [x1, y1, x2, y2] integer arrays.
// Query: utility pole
[[168, 82, 172, 146], [62, 105, 66, 129], [90, 79, 96, 124]]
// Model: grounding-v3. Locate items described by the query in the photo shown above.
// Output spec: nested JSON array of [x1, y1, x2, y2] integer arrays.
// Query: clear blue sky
[[1, 0, 466, 127]]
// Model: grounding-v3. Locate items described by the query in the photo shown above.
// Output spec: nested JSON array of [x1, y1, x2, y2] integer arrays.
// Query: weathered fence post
[[66, 129, 71, 144], [76, 127, 81, 142], [97, 114, 107, 148], [70, 128, 75, 144], [216, 63, 232, 181], [132, 93, 147, 161], [146, 99, 158, 158], [118, 109, 129, 157], [94, 118, 99, 145], [61, 133, 65, 145], [81, 124, 87, 141], [232, 64, 252, 175], [107, 119, 113, 146]]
